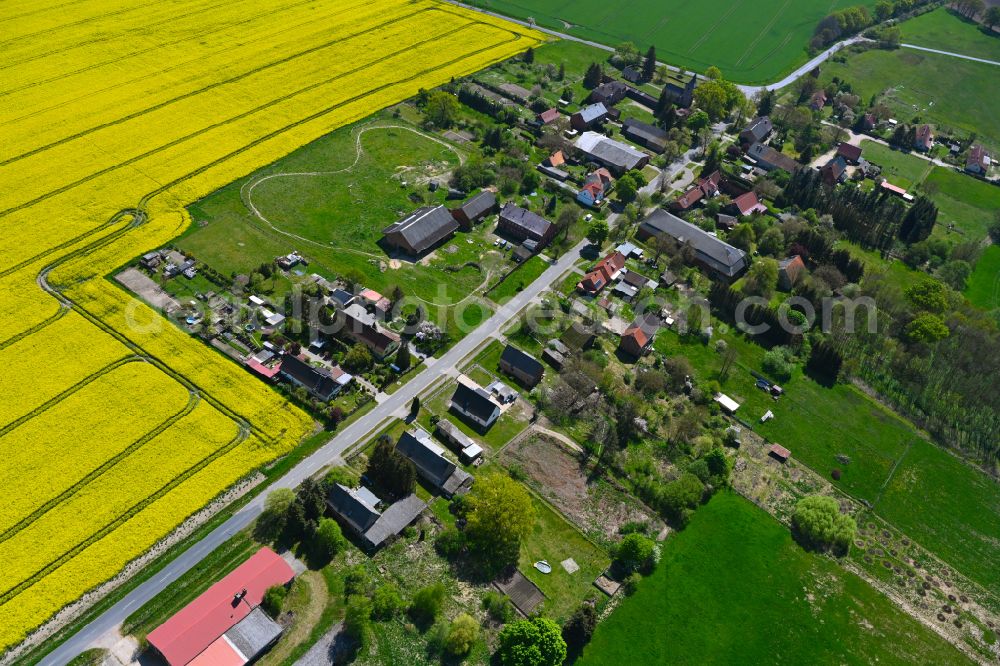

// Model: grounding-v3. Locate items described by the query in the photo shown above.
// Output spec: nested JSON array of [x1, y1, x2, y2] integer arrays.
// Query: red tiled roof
[[836, 143, 862, 161], [147, 548, 294, 666], [186, 637, 244, 666], [246, 356, 281, 379], [732, 191, 766, 215], [548, 150, 565, 167], [769, 443, 791, 460], [880, 181, 907, 196], [538, 108, 560, 124]]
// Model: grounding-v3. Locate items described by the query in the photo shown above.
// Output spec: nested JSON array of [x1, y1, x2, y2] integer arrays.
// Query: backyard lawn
[[860, 141, 933, 190], [901, 7, 1000, 62], [579, 492, 966, 665]]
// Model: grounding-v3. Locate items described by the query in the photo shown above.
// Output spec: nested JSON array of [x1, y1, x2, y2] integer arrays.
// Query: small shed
[[714, 393, 740, 414], [769, 443, 791, 462]]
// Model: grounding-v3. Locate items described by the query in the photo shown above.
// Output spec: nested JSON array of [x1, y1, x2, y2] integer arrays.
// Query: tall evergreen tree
[[642, 45, 657, 82], [583, 62, 602, 89]]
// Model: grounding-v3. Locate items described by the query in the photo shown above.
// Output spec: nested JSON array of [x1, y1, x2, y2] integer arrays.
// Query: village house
[[570, 102, 609, 131], [537, 107, 560, 125], [499, 344, 545, 388], [381, 205, 459, 255], [245, 349, 282, 382], [574, 131, 650, 175], [618, 312, 659, 358], [147, 548, 294, 666], [450, 381, 502, 430], [745, 142, 801, 174], [279, 354, 352, 401], [778, 255, 806, 290], [396, 427, 474, 497], [621, 118, 668, 153], [739, 116, 773, 147], [729, 191, 768, 216], [637, 209, 749, 281], [450, 190, 497, 229], [966, 145, 991, 175], [497, 203, 555, 245], [820, 155, 848, 186], [577, 251, 626, 295], [589, 80, 629, 105], [576, 168, 613, 207], [326, 484, 426, 551], [660, 72, 697, 108], [836, 142, 863, 164], [914, 124, 934, 152], [337, 303, 401, 358], [671, 170, 721, 211]]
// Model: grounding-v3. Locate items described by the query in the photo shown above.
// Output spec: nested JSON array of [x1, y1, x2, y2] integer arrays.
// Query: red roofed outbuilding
[[729, 191, 767, 216], [537, 108, 560, 125], [147, 547, 295, 666]]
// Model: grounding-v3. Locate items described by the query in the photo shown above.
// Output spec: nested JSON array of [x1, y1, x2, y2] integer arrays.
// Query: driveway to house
[[39, 234, 592, 666]]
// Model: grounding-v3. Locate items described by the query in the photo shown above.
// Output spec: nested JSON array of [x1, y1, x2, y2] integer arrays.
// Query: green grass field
[[488, 255, 550, 304], [856, 141, 1000, 241], [652, 325, 1000, 590], [821, 47, 1000, 152], [861, 140, 934, 190], [181, 116, 503, 311], [965, 244, 1000, 309], [579, 492, 966, 664], [874, 439, 1000, 593], [901, 7, 1000, 62], [467, 0, 871, 83]]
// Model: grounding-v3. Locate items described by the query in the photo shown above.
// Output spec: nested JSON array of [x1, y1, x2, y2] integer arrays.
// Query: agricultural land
[[466, 0, 875, 82], [0, 0, 540, 652]]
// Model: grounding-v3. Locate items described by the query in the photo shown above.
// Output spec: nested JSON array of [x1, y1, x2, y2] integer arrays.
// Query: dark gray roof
[[500, 203, 553, 239], [326, 483, 380, 534], [451, 382, 501, 425], [330, 288, 354, 308], [279, 355, 339, 399], [396, 427, 471, 494], [457, 191, 496, 220], [224, 607, 283, 661], [746, 142, 800, 173], [639, 209, 748, 278], [362, 494, 426, 548], [382, 205, 458, 254], [500, 344, 544, 379], [575, 132, 648, 171], [622, 118, 667, 146], [436, 419, 475, 450], [741, 117, 773, 143]]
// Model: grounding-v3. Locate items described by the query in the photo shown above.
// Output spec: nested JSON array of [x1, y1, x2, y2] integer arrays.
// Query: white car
[[584, 213, 593, 222]]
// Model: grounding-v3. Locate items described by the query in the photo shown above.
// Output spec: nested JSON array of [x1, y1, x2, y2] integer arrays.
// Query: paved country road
[[39, 240, 590, 666], [901, 42, 1000, 67]]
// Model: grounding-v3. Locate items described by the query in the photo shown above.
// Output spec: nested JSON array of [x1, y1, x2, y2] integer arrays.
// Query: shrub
[[482, 591, 514, 623], [371, 583, 404, 620], [446, 613, 481, 656], [496, 617, 566, 666], [562, 603, 597, 655], [623, 571, 642, 596], [791, 495, 856, 555], [261, 584, 287, 619], [615, 533, 656, 575], [343, 565, 371, 596], [435, 527, 465, 559], [409, 583, 446, 629], [762, 346, 795, 381], [313, 517, 346, 561], [343, 595, 373, 648]]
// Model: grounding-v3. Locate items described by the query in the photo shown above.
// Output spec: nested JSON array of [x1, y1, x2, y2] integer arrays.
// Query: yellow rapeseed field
[[0, 0, 541, 651]]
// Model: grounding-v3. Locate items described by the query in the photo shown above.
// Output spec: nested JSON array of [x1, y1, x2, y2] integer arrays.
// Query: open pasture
[[579, 492, 965, 664], [468, 0, 872, 82], [0, 0, 539, 651]]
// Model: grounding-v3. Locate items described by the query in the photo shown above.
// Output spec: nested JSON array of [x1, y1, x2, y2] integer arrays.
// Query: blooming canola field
[[0, 0, 541, 652]]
